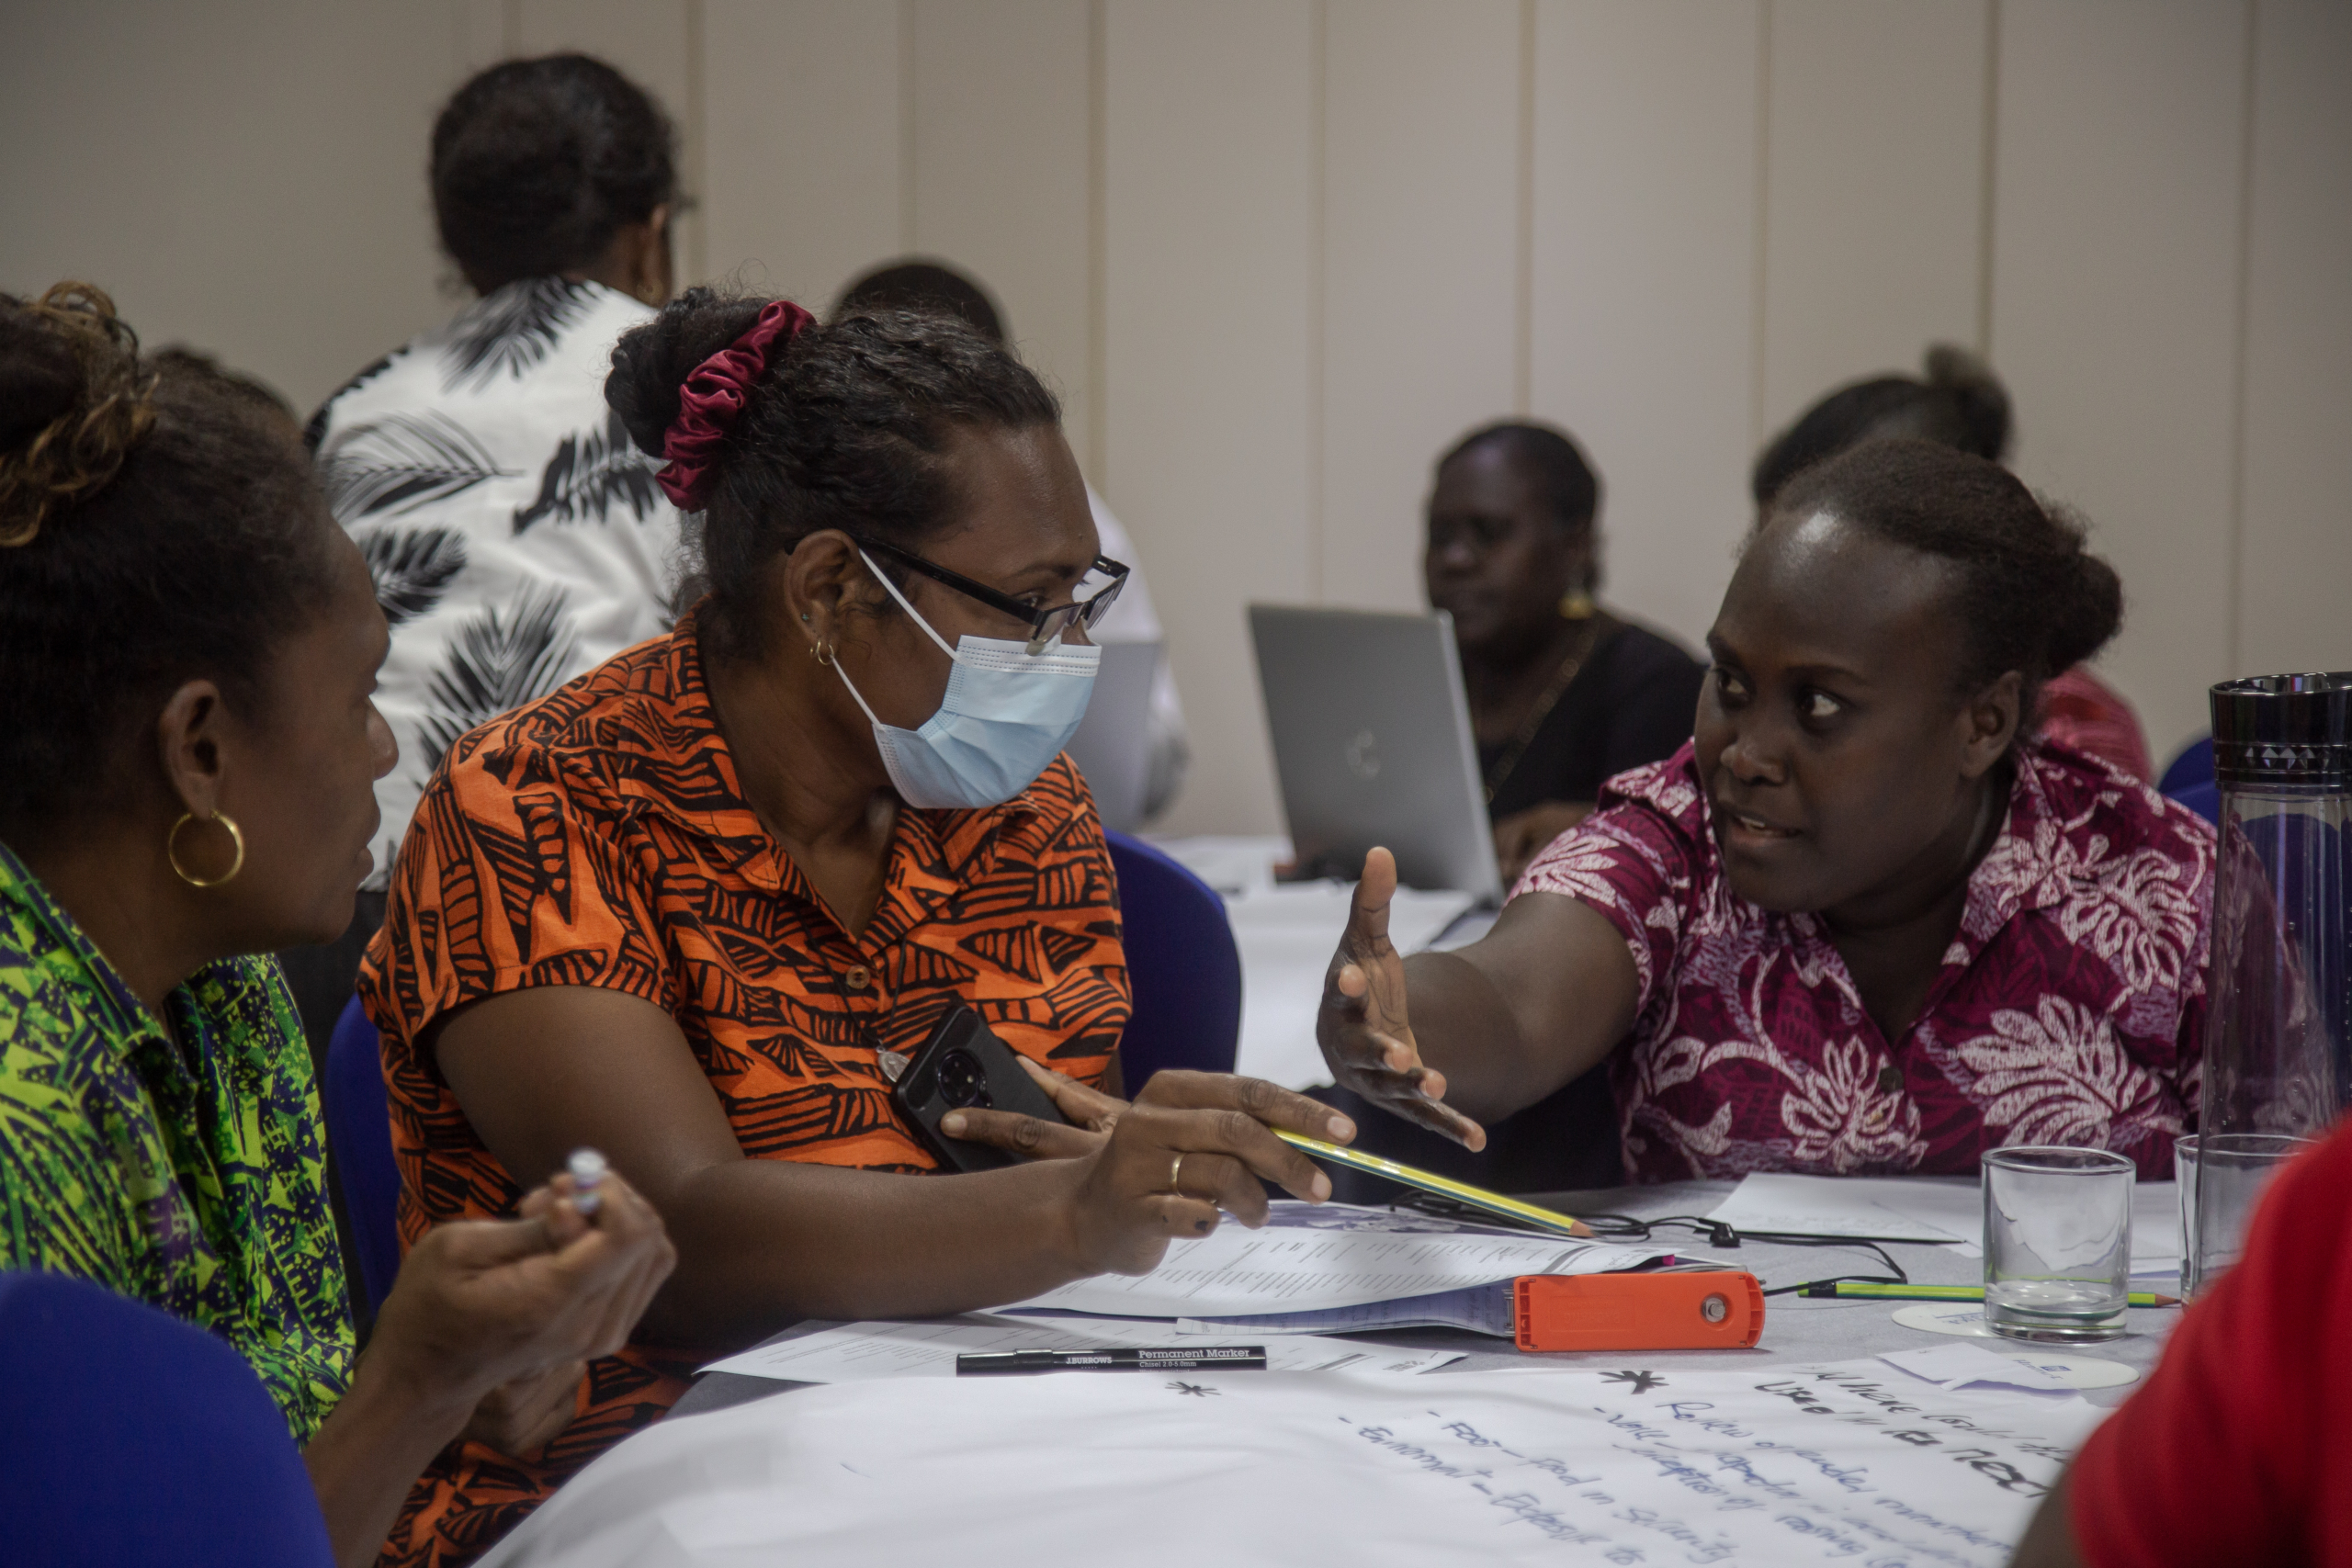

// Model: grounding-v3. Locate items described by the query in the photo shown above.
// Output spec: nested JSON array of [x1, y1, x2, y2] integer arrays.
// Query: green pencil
[[1804, 1281, 2181, 1308]]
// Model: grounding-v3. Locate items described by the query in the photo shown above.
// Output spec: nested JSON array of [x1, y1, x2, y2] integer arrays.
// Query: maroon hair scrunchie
[[656, 299, 815, 510]]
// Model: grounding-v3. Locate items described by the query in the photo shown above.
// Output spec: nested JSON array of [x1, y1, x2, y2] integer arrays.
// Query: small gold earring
[[810, 639, 836, 667], [1559, 590, 1596, 620], [167, 811, 245, 888]]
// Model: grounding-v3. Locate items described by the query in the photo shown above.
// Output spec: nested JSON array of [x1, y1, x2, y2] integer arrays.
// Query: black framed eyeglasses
[[855, 535, 1130, 654]]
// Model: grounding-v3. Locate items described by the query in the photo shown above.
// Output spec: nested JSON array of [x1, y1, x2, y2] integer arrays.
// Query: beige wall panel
[[702, 1, 902, 306], [909, 0, 1095, 466], [514, 0, 701, 283], [515, 0, 690, 107], [2237, 0, 2352, 682], [1103, 0, 1317, 836], [1758, 0, 1989, 441], [1989, 0, 2247, 759], [1530, 0, 1763, 654], [0, 1, 461, 413], [1319, 0, 1521, 615], [456, 0, 514, 72]]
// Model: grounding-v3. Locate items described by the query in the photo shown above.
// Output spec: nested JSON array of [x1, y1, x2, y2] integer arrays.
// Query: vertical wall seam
[[1307, 0, 1328, 603], [1747, 0, 1772, 448], [1976, 0, 2002, 358], [1087, 0, 1109, 489], [683, 0, 707, 286], [2225, 0, 2259, 677], [1514, 0, 1536, 417], [899, 0, 918, 252]]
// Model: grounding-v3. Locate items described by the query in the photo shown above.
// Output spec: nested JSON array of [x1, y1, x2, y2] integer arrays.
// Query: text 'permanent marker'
[[956, 1347, 1269, 1376]]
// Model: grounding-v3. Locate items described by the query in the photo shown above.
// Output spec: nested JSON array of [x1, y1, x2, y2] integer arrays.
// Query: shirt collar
[[0, 839, 176, 1060], [1952, 743, 2073, 952]]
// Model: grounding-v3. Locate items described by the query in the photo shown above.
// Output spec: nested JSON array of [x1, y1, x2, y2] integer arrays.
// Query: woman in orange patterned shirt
[[360, 291, 1351, 1563]]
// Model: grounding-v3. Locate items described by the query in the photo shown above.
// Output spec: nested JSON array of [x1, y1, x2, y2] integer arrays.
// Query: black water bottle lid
[[2211, 673, 2352, 786]]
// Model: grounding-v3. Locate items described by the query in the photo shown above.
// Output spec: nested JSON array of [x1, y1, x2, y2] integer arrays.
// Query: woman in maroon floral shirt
[[1320, 439, 2211, 1182]]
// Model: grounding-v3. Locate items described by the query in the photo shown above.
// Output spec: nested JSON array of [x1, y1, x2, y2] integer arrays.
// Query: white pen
[[568, 1147, 608, 1217]]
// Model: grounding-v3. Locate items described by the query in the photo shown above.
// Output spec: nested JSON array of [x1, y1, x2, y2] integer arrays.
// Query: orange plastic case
[[1513, 1272, 1766, 1352]]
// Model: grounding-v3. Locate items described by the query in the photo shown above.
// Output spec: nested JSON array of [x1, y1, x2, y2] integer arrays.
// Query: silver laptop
[[1064, 640, 1160, 834], [1249, 606, 1503, 902]]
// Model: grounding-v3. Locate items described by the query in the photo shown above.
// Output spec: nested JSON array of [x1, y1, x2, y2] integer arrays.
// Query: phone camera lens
[[938, 1047, 992, 1109]]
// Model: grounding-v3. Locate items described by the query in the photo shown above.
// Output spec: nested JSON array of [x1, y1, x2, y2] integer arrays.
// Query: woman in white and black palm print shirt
[[283, 54, 682, 1047], [309, 55, 684, 896]]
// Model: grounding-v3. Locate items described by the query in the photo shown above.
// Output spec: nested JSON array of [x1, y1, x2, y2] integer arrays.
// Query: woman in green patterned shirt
[[0, 286, 676, 1568]]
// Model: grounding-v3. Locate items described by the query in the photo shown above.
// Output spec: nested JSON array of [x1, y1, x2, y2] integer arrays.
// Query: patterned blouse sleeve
[[1511, 789, 1699, 1024], [362, 742, 670, 1046]]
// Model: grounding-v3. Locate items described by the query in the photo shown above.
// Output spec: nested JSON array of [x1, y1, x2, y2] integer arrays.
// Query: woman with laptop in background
[[1427, 422, 1705, 887], [1321, 439, 2212, 1185]]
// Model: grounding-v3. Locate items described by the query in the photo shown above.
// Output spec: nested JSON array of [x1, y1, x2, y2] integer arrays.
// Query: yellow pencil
[[1276, 1130, 1595, 1239]]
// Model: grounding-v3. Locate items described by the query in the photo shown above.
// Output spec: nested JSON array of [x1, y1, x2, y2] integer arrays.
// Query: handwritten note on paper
[[998, 1224, 1664, 1317], [482, 1359, 2103, 1568]]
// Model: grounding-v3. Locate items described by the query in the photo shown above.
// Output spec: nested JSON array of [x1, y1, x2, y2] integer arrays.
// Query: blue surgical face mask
[[831, 549, 1101, 810]]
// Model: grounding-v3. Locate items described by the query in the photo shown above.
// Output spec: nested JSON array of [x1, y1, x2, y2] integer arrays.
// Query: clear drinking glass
[[1982, 1146, 2134, 1342], [2188, 1132, 2311, 1293]]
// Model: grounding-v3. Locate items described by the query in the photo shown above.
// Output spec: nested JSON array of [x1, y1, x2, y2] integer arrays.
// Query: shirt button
[[844, 966, 871, 991], [1877, 1066, 1903, 1094]]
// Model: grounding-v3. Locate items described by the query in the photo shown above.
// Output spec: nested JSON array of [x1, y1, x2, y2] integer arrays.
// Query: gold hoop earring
[[167, 812, 245, 888], [810, 639, 836, 667], [1558, 590, 1596, 621]]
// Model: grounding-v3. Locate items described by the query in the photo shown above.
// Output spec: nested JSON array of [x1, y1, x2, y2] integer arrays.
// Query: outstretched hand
[[1317, 847, 1488, 1149]]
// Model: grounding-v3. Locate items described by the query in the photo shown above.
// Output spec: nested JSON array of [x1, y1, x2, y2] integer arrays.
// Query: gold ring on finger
[[1168, 1152, 1185, 1194]]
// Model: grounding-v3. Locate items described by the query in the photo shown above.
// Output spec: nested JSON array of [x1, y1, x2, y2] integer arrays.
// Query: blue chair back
[[1104, 831, 1243, 1084], [324, 994, 403, 1315], [2160, 734, 2215, 796], [0, 1271, 334, 1567]]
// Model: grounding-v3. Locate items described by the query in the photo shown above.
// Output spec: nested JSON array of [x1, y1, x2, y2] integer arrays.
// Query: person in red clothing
[[2009, 1122, 2352, 1566], [2036, 666, 2155, 784]]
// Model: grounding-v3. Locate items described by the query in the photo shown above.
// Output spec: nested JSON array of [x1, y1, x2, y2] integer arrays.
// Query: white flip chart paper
[[481, 1359, 2100, 1568], [995, 1224, 1665, 1317], [699, 1313, 1465, 1381]]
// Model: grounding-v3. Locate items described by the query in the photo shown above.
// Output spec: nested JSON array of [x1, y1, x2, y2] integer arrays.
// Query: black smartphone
[[890, 1002, 1073, 1173]]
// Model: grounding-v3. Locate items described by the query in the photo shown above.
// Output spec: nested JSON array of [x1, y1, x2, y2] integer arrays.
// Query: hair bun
[[1921, 343, 2011, 463], [0, 308, 85, 452], [0, 283, 156, 547], [2040, 506, 2125, 674], [605, 286, 774, 459]]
